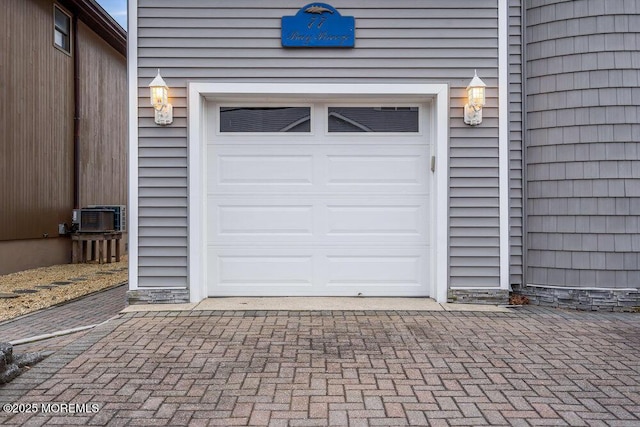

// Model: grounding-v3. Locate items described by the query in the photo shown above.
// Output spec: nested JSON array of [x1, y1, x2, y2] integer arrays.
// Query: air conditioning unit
[[72, 209, 115, 233], [87, 205, 127, 232]]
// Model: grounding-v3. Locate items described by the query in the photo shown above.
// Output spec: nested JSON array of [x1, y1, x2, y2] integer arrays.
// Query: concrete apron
[[121, 297, 513, 313]]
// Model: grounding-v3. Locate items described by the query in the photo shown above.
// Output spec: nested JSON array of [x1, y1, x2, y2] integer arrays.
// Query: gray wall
[[526, 0, 640, 289], [509, 0, 524, 287], [136, 0, 503, 290]]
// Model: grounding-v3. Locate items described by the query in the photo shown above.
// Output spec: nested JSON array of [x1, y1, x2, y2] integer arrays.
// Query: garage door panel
[[325, 255, 423, 287], [327, 155, 424, 186], [216, 205, 314, 236], [213, 153, 314, 186], [326, 205, 425, 237], [208, 197, 315, 243], [324, 146, 429, 192], [212, 252, 314, 287]]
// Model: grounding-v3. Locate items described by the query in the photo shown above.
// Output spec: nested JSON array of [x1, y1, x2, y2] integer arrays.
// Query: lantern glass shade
[[466, 70, 486, 108], [467, 86, 485, 107], [150, 85, 168, 110], [148, 69, 169, 110]]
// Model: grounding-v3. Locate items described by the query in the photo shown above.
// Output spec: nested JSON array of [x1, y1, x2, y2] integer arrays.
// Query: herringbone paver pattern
[[1, 308, 639, 426]]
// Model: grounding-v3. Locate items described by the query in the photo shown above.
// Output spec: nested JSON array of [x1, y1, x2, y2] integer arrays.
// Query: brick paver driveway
[[1, 308, 639, 426]]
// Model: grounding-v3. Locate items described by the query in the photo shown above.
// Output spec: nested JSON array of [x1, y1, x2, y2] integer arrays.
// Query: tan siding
[[0, 0, 74, 241], [77, 21, 127, 208], [136, 0, 501, 289], [0, 239, 72, 275]]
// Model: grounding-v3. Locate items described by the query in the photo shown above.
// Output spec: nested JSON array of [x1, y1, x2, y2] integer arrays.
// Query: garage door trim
[[188, 83, 449, 303]]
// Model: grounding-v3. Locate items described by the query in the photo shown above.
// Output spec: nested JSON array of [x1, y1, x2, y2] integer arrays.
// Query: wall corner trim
[[498, 0, 510, 291], [127, 0, 139, 291]]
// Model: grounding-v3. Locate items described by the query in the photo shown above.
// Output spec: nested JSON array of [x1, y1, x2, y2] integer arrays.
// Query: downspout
[[72, 13, 80, 209]]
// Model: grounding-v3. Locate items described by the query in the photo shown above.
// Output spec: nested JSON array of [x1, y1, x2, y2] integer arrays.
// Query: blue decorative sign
[[282, 3, 355, 48]]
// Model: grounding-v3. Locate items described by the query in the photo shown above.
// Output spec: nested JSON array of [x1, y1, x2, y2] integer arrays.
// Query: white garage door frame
[[187, 83, 449, 303]]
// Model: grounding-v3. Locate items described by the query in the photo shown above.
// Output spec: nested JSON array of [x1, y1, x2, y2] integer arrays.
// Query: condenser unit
[[87, 205, 127, 232], [72, 209, 115, 233]]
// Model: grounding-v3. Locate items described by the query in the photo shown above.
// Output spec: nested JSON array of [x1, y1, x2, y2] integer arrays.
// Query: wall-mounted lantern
[[149, 69, 173, 126], [463, 70, 486, 126]]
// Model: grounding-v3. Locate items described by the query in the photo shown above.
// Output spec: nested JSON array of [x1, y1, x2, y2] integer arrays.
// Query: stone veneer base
[[447, 289, 509, 305], [513, 284, 640, 312], [127, 289, 190, 305]]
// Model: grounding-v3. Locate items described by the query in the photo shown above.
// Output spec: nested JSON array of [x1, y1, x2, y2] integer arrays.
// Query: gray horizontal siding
[[138, 1, 495, 12], [139, 38, 499, 49], [136, 0, 501, 289], [526, 0, 640, 290]]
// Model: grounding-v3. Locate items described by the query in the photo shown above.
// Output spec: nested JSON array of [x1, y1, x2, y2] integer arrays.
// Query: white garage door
[[206, 102, 431, 296]]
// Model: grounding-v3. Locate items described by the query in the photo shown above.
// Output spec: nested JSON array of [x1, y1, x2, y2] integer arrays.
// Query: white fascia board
[[188, 82, 450, 303], [127, 0, 138, 290], [190, 82, 449, 99], [498, 0, 510, 291]]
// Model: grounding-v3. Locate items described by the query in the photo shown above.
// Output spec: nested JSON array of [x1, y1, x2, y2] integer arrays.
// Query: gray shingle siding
[[136, 0, 503, 290], [525, 0, 640, 290], [509, 0, 524, 287]]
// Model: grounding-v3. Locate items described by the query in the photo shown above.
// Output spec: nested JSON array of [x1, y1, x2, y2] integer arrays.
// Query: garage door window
[[328, 107, 419, 133], [220, 107, 311, 133]]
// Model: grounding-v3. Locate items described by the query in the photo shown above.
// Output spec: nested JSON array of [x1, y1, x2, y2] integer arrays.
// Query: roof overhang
[[60, 0, 126, 56]]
